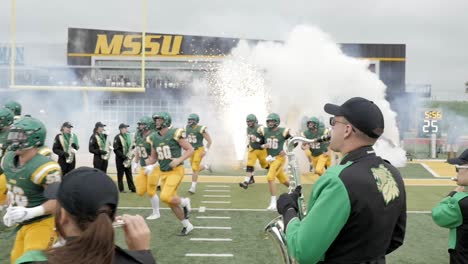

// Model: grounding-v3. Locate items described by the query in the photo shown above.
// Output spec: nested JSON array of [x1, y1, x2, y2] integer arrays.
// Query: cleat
[[188, 186, 196, 194], [183, 198, 192, 219], [249, 176, 255, 184], [146, 212, 161, 220], [177, 223, 194, 236], [266, 204, 277, 211], [239, 181, 249, 189]]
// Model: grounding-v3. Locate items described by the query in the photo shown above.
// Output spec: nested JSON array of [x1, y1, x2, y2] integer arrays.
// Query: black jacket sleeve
[[114, 135, 127, 160], [115, 246, 156, 264], [386, 195, 407, 254], [52, 134, 67, 157], [89, 134, 103, 155]]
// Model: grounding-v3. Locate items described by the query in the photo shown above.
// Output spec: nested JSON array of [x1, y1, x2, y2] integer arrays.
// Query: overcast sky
[[1, 0, 467, 100]]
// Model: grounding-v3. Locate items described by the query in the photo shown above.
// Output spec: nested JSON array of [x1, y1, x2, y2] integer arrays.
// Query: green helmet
[[7, 117, 46, 151], [187, 113, 200, 126], [266, 113, 280, 128], [137, 116, 154, 131], [4, 100, 22, 116], [0, 108, 14, 129], [153, 112, 172, 130], [307, 117, 320, 129], [246, 114, 258, 123]]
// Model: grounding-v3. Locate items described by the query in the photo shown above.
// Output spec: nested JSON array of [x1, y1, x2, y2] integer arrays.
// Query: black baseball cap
[[57, 167, 119, 219], [119, 123, 130, 129], [95, 122, 106, 128], [62, 122, 73, 128], [324, 97, 384, 138], [448, 149, 468, 165]]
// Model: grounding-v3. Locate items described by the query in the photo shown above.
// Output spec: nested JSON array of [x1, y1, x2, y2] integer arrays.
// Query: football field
[[0, 163, 457, 264]]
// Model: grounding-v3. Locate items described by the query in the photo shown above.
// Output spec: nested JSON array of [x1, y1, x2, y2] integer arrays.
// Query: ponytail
[[47, 206, 115, 264]]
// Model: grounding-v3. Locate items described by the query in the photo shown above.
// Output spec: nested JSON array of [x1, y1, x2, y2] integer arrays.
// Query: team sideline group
[[0, 100, 332, 263]]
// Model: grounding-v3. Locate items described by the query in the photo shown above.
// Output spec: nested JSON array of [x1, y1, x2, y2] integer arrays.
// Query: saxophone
[[101, 135, 113, 161], [264, 133, 331, 264], [123, 143, 136, 168], [65, 134, 76, 164]]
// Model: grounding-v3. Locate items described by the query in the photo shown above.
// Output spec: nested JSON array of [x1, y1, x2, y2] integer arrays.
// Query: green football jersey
[[247, 124, 264, 150], [301, 128, 329, 156], [148, 128, 184, 172], [185, 125, 206, 149], [259, 126, 291, 157], [0, 128, 10, 174], [1, 151, 61, 224], [135, 131, 153, 166]]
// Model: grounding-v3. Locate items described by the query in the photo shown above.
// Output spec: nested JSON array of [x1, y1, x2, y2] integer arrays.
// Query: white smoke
[[211, 25, 406, 167]]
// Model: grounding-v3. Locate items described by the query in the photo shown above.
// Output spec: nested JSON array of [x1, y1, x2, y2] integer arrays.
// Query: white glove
[[70, 149, 78, 154], [3, 209, 15, 227], [266, 155, 276, 163], [5, 206, 45, 225], [144, 164, 156, 175], [109, 146, 114, 151]]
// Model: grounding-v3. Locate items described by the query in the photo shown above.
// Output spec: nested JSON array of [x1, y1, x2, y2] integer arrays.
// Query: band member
[[1, 117, 62, 263], [113, 123, 136, 193], [53, 122, 79, 175], [146, 112, 194, 235], [239, 114, 268, 189], [89, 122, 109, 173], [259, 113, 292, 210], [186, 113, 212, 194]]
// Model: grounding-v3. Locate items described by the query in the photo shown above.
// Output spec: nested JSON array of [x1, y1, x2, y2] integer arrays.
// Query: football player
[[146, 112, 195, 236], [186, 113, 212, 194], [301, 117, 331, 176], [259, 113, 293, 210], [1, 117, 62, 263], [4, 100, 22, 121], [239, 114, 268, 189], [0, 108, 14, 207], [134, 116, 161, 219]]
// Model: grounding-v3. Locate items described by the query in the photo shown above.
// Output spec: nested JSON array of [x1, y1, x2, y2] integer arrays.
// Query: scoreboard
[[419, 110, 442, 137]]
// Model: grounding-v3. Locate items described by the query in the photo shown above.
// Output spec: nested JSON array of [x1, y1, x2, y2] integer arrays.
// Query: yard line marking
[[420, 163, 441, 177], [201, 201, 231, 204], [206, 185, 230, 188], [204, 190, 231, 192], [203, 195, 231, 198], [119, 207, 431, 214], [194, 226, 232, 230], [196, 216, 231, 219], [190, 238, 232, 242], [185, 253, 233, 257]]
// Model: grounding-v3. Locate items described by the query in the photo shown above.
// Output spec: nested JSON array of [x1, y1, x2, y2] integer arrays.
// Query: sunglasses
[[455, 165, 468, 173], [329, 117, 349, 126]]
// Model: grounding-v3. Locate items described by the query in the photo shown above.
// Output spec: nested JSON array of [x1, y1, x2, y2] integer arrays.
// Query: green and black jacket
[[286, 146, 407, 264], [432, 190, 468, 264]]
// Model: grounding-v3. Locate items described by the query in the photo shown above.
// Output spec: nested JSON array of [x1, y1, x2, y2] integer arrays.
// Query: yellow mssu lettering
[[94, 34, 183, 56]]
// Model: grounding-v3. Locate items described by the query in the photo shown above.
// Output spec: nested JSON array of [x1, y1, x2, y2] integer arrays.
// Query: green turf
[[0, 183, 456, 263], [398, 163, 435, 179]]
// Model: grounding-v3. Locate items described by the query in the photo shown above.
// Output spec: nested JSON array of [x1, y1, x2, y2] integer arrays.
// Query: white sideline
[[201, 201, 231, 204], [203, 195, 231, 198], [204, 190, 231, 192], [206, 185, 230, 188]]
